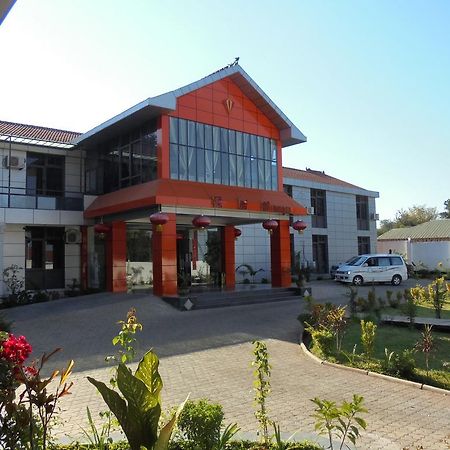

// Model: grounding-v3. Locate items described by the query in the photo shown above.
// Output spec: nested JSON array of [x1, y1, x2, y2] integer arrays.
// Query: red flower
[[0, 334, 32, 365]]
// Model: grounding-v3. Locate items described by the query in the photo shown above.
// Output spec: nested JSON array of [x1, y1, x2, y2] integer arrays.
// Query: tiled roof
[[0, 120, 81, 147], [282, 167, 362, 189], [378, 220, 450, 241]]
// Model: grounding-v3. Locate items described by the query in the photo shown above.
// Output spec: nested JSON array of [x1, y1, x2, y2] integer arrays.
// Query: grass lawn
[[311, 321, 450, 390], [381, 301, 450, 320]]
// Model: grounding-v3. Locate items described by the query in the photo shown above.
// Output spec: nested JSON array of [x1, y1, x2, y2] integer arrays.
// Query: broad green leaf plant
[[88, 350, 188, 450]]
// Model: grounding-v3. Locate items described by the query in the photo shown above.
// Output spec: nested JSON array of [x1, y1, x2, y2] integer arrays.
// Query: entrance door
[[312, 234, 329, 274], [25, 227, 65, 289]]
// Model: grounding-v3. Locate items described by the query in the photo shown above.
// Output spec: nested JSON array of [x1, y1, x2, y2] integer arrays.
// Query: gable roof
[[73, 64, 306, 148], [378, 219, 450, 241], [0, 120, 81, 148], [283, 167, 363, 189]]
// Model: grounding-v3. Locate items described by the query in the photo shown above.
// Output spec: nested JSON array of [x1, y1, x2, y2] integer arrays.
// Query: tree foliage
[[440, 199, 450, 219], [378, 204, 439, 236]]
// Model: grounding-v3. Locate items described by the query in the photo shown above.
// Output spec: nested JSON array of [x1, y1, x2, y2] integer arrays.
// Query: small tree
[[415, 325, 435, 375], [326, 306, 348, 352], [251, 340, 271, 448], [402, 290, 417, 328], [430, 277, 448, 319], [360, 320, 377, 358]]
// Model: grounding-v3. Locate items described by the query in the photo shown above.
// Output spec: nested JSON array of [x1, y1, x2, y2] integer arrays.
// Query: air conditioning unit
[[65, 229, 82, 244], [3, 155, 25, 170], [370, 213, 380, 221], [307, 206, 315, 215]]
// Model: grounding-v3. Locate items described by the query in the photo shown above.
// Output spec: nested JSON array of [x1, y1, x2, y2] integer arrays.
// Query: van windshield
[[348, 257, 366, 266], [345, 256, 360, 265]]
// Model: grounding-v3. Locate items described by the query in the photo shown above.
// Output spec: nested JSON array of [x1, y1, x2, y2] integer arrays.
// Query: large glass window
[[311, 189, 327, 228], [26, 153, 64, 196], [169, 117, 278, 190], [356, 196, 369, 230], [358, 236, 370, 254], [85, 120, 158, 194]]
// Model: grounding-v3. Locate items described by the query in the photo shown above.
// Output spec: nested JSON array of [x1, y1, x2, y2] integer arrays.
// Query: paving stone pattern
[[6, 281, 450, 449]]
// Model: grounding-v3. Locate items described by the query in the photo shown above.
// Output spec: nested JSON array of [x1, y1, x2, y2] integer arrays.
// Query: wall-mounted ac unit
[[370, 213, 380, 220], [65, 229, 82, 244], [307, 206, 315, 215], [3, 155, 25, 170]]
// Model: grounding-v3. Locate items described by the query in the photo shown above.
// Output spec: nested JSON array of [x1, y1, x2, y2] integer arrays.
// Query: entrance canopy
[[84, 178, 306, 223]]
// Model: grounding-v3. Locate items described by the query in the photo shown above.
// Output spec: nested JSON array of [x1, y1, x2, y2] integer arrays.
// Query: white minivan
[[334, 254, 408, 286]]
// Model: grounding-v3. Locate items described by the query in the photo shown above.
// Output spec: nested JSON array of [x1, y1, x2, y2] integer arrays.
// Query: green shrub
[[177, 399, 224, 450], [381, 348, 416, 378], [309, 327, 334, 357], [0, 313, 12, 332], [360, 320, 377, 357]]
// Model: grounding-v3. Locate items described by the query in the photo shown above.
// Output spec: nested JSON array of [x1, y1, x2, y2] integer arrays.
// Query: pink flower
[[0, 334, 32, 365]]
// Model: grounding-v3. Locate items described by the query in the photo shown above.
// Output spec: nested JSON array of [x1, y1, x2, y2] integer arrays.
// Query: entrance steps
[[162, 286, 299, 311]]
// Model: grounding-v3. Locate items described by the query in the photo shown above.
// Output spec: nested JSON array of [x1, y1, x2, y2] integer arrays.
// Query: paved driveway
[[5, 280, 450, 449]]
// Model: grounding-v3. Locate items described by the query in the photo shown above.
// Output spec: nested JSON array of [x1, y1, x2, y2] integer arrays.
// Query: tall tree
[[439, 199, 450, 219], [378, 205, 438, 236]]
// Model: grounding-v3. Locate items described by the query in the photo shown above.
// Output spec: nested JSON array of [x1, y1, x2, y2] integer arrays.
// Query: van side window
[[378, 257, 391, 266], [390, 256, 403, 265], [367, 257, 378, 267]]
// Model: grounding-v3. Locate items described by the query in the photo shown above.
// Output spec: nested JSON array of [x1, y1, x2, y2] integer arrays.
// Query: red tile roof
[[0, 120, 81, 145], [282, 167, 362, 189]]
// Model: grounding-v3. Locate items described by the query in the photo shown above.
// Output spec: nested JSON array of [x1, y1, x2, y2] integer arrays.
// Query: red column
[[270, 220, 291, 287], [80, 226, 88, 290], [152, 213, 177, 297], [222, 225, 236, 290], [105, 221, 127, 292]]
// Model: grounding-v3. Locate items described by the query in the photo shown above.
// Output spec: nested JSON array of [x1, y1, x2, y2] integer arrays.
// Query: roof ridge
[[0, 119, 81, 135]]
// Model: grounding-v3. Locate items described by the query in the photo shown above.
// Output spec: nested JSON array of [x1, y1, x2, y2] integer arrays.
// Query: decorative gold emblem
[[224, 98, 234, 114]]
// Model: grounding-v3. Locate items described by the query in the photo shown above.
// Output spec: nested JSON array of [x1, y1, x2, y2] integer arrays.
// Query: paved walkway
[[5, 282, 450, 449]]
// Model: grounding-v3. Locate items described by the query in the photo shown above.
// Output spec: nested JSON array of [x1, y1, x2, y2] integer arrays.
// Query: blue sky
[[1, 0, 449, 221]]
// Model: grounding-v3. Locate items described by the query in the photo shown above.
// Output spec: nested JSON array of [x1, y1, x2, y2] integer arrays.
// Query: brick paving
[[6, 281, 450, 449]]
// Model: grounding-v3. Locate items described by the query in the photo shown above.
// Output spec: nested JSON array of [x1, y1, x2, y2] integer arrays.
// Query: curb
[[299, 335, 449, 396]]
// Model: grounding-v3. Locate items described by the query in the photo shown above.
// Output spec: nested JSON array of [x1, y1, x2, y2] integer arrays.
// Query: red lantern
[[192, 215, 211, 229], [292, 220, 307, 234], [150, 212, 169, 232], [234, 228, 242, 240], [262, 219, 278, 235], [94, 223, 111, 234], [176, 233, 184, 240]]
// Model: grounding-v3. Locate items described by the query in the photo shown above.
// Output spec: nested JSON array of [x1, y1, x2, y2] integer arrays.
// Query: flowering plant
[[0, 331, 74, 449]]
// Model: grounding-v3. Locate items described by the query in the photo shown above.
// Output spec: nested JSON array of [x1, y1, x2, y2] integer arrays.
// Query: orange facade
[[87, 73, 305, 296]]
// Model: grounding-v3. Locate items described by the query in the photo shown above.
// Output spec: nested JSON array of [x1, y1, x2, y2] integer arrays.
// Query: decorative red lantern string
[[192, 215, 211, 230], [150, 212, 169, 232], [262, 219, 278, 235], [292, 220, 307, 234], [234, 228, 242, 240], [94, 223, 111, 236]]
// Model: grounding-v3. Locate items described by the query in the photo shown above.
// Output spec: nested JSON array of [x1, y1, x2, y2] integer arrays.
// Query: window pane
[[236, 155, 244, 186], [258, 159, 265, 188], [196, 122, 204, 148], [179, 119, 187, 145], [187, 147, 196, 181], [265, 160, 271, 189], [264, 138, 271, 160], [244, 157, 251, 187], [271, 140, 277, 161], [212, 126, 220, 151], [243, 134, 250, 156], [220, 128, 229, 152], [188, 121, 196, 147], [271, 162, 277, 190], [205, 150, 213, 183], [236, 132, 243, 155], [250, 135, 257, 157], [170, 144, 179, 179], [221, 152, 229, 185], [212, 151, 221, 184], [229, 153, 236, 185], [251, 157, 258, 188], [196, 147, 205, 182], [178, 145, 188, 180], [229, 130, 236, 154], [257, 136, 264, 159], [205, 124, 213, 149]]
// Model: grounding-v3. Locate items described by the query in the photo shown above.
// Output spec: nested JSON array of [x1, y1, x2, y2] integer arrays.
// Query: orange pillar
[[270, 220, 291, 287], [152, 213, 178, 297], [223, 225, 236, 290], [105, 221, 127, 292]]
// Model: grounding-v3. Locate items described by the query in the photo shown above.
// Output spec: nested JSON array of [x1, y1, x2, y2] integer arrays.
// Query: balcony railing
[[0, 186, 84, 211]]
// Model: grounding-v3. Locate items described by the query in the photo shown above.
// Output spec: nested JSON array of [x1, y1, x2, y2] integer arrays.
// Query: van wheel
[[391, 275, 402, 286], [353, 275, 363, 286]]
